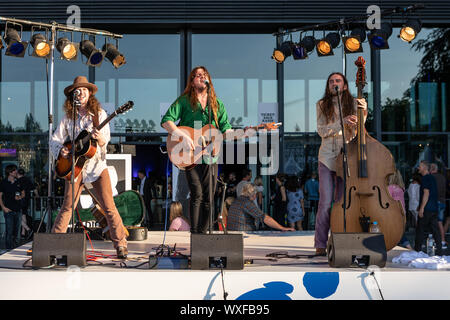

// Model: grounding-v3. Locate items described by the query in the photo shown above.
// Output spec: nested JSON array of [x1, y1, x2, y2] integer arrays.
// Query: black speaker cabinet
[[32, 233, 87, 268], [191, 233, 244, 270], [327, 233, 387, 268]]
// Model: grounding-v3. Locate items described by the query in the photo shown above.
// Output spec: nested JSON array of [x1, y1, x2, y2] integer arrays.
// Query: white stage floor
[[0, 231, 449, 300]]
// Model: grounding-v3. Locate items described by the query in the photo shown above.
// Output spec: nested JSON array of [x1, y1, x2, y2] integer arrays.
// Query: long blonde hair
[[169, 201, 189, 224], [388, 170, 405, 190], [254, 176, 263, 187], [182, 66, 219, 126]]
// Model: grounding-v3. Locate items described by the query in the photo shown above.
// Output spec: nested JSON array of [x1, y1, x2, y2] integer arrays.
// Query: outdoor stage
[[0, 231, 449, 300]]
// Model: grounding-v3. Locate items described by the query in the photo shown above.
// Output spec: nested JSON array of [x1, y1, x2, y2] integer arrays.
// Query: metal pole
[[46, 24, 56, 232]]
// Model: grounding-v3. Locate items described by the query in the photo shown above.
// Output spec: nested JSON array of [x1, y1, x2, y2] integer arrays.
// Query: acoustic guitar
[[166, 122, 282, 170], [55, 101, 134, 180]]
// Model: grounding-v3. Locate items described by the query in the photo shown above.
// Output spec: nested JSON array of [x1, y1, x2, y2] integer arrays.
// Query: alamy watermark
[[366, 5, 381, 30], [67, 5, 81, 28]]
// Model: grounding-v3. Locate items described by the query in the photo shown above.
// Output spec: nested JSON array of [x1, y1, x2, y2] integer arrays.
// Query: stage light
[[56, 37, 79, 61], [80, 40, 105, 67], [368, 22, 393, 50], [292, 43, 308, 60], [343, 28, 366, 53], [30, 33, 51, 59], [102, 43, 126, 68], [4, 28, 28, 58], [399, 19, 422, 42], [316, 32, 340, 56], [300, 36, 316, 52], [272, 41, 292, 63]]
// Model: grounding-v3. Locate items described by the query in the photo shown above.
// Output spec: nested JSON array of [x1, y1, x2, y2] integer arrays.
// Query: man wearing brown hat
[[49, 76, 128, 258]]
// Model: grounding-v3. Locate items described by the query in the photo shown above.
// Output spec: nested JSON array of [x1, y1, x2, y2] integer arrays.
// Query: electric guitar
[[166, 122, 282, 170], [55, 101, 134, 180]]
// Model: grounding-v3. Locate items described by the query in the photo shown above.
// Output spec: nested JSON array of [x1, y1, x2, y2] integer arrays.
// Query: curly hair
[[319, 72, 355, 124], [63, 95, 102, 119], [182, 66, 219, 126]]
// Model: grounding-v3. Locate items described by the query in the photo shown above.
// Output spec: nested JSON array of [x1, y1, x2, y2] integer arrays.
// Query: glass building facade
[[0, 1, 449, 231]]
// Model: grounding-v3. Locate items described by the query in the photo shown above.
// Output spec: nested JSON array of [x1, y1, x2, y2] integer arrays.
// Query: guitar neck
[[87, 111, 117, 139]]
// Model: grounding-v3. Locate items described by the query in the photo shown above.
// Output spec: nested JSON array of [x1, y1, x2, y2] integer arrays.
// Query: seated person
[[227, 183, 295, 232], [169, 201, 190, 231]]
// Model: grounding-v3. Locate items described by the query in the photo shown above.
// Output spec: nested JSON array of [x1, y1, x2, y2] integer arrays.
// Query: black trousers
[[414, 210, 442, 254], [185, 163, 218, 233]]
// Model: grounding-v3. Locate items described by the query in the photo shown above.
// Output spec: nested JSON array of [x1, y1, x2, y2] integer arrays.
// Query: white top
[[50, 108, 110, 184], [139, 176, 146, 196], [316, 97, 357, 172], [407, 183, 420, 211]]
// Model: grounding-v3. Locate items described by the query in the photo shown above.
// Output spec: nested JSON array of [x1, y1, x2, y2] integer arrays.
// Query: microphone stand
[[216, 177, 228, 234], [335, 86, 349, 232], [71, 94, 81, 233], [206, 81, 214, 234]]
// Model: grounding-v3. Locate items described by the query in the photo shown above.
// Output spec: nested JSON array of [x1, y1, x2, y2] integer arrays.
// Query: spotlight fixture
[[399, 19, 422, 42], [56, 37, 79, 61], [4, 27, 28, 58], [316, 32, 340, 56], [272, 41, 292, 63], [300, 36, 316, 52], [292, 42, 308, 60], [368, 22, 393, 50], [80, 39, 105, 67], [343, 28, 366, 53], [102, 43, 126, 68], [30, 33, 51, 59]]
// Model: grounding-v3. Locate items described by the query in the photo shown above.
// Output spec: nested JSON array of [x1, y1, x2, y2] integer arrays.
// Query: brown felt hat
[[64, 76, 98, 97]]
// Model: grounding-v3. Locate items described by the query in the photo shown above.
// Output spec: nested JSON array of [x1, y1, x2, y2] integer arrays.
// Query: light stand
[[335, 86, 349, 232]]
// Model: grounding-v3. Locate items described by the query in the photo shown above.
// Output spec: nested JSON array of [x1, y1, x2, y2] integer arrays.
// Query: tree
[[411, 28, 450, 83]]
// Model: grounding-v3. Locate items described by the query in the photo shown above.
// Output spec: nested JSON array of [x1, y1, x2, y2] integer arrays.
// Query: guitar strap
[[93, 111, 100, 128]]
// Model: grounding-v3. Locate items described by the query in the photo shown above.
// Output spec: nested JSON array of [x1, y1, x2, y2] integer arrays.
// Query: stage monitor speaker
[[191, 233, 243, 270], [32, 233, 86, 268], [327, 232, 387, 268]]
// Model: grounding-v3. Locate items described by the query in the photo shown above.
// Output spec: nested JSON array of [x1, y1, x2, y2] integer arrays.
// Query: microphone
[[73, 89, 81, 97], [204, 79, 210, 88], [334, 86, 339, 93], [72, 89, 81, 106]]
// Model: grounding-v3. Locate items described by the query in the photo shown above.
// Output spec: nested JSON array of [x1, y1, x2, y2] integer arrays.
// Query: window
[[95, 34, 180, 137], [381, 28, 446, 133], [192, 34, 277, 128], [1, 32, 89, 132], [284, 33, 372, 133]]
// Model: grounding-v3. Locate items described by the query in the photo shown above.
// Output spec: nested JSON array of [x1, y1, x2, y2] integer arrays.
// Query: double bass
[[329, 57, 405, 251]]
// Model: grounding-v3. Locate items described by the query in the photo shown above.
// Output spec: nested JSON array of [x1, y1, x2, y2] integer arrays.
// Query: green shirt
[[160, 94, 232, 133]]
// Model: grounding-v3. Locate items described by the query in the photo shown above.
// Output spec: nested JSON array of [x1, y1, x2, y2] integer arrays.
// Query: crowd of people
[[1, 155, 449, 256], [137, 159, 450, 257], [144, 167, 320, 233], [0, 166, 38, 250]]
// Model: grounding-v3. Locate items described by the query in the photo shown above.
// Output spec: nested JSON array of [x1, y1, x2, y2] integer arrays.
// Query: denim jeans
[[3, 210, 21, 249], [314, 161, 342, 249], [438, 201, 446, 222]]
